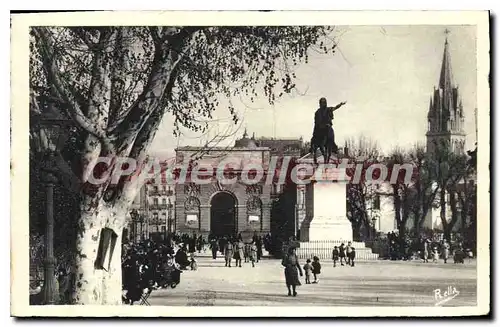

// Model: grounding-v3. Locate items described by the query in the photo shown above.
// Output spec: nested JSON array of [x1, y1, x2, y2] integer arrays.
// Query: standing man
[[256, 236, 263, 262], [210, 237, 219, 260], [310, 98, 347, 154], [224, 239, 234, 267], [234, 236, 245, 268], [250, 241, 258, 268], [442, 240, 450, 264], [218, 236, 226, 255], [252, 231, 259, 244], [423, 239, 430, 263], [188, 232, 196, 254]]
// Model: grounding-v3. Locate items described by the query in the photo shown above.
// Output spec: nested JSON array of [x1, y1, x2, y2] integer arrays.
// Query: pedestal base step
[[295, 240, 379, 261]]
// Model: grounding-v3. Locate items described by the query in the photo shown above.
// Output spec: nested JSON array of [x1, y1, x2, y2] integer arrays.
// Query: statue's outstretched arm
[[329, 101, 347, 112]]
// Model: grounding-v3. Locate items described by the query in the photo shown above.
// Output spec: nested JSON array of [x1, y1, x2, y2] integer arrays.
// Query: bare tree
[[429, 142, 470, 241], [30, 26, 338, 304], [387, 147, 412, 239], [442, 153, 471, 241], [407, 144, 440, 235], [345, 136, 381, 240]]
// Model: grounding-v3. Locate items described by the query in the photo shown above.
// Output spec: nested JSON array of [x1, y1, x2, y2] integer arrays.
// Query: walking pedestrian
[[188, 232, 196, 254], [244, 242, 251, 263], [234, 236, 245, 268], [250, 241, 258, 267], [210, 238, 219, 259], [281, 246, 303, 297], [224, 240, 234, 267], [196, 235, 203, 253]]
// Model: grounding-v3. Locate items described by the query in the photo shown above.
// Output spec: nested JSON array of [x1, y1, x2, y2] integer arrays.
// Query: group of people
[[422, 239, 472, 264], [208, 232, 264, 268], [166, 232, 208, 254], [121, 240, 183, 304], [386, 232, 474, 263], [209, 233, 262, 267], [281, 247, 324, 297], [280, 241, 360, 297], [331, 242, 357, 267]]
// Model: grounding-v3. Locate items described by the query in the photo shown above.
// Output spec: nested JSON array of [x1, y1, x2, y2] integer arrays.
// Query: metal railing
[[295, 240, 380, 261], [149, 204, 169, 210]]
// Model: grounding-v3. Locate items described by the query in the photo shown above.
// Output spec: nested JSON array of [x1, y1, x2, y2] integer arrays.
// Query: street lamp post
[[30, 100, 72, 305], [371, 217, 377, 241], [130, 209, 138, 243]]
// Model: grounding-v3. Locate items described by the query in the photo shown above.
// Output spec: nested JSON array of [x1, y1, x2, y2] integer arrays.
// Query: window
[[161, 226, 166, 232], [162, 198, 167, 205], [153, 198, 159, 206], [153, 186, 158, 193]]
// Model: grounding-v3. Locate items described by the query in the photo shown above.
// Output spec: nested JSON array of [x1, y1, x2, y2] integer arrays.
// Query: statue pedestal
[[297, 156, 353, 242]]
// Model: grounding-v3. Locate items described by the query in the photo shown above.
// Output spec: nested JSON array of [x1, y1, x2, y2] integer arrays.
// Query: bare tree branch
[[33, 27, 113, 152]]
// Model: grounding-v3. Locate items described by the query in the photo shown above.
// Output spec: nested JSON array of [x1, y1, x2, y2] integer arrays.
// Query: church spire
[[427, 96, 433, 119], [439, 29, 454, 91]]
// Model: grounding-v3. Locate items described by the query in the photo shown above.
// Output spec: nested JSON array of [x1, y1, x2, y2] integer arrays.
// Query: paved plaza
[[148, 255, 477, 307]]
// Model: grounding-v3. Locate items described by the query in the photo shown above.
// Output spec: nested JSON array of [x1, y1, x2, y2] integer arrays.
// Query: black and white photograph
[[10, 11, 490, 317]]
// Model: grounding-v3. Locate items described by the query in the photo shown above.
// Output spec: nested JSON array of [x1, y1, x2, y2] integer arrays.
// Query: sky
[[149, 25, 477, 158]]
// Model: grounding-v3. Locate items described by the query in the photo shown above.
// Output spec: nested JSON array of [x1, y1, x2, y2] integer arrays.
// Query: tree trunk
[[72, 206, 104, 304], [102, 226, 123, 305], [72, 199, 128, 304]]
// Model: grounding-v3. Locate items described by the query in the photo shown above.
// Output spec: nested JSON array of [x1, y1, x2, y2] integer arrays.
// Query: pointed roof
[[427, 96, 434, 118], [439, 35, 454, 91]]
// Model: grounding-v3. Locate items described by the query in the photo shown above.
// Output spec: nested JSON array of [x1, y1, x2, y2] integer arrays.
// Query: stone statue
[[310, 98, 346, 164]]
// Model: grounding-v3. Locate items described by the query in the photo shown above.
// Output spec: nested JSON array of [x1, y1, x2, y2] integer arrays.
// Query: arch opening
[[210, 192, 237, 238]]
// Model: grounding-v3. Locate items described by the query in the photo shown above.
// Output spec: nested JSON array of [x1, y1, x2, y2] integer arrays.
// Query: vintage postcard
[[11, 11, 490, 317]]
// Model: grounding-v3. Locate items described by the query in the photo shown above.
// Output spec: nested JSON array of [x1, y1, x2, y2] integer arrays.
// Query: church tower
[[426, 31, 466, 155]]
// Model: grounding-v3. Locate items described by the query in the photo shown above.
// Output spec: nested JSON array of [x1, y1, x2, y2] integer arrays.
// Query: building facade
[[126, 175, 176, 242], [174, 131, 304, 241]]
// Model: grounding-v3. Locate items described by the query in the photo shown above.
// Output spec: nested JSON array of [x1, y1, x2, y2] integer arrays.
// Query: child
[[349, 247, 356, 267], [432, 246, 439, 263], [339, 243, 346, 266], [332, 246, 339, 267], [303, 259, 313, 284], [311, 256, 321, 283]]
